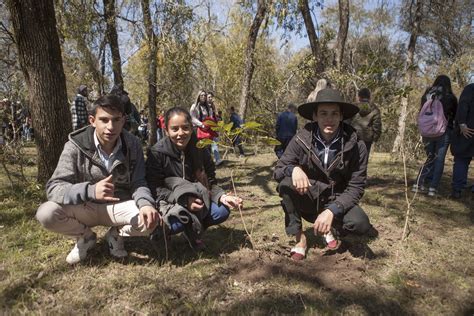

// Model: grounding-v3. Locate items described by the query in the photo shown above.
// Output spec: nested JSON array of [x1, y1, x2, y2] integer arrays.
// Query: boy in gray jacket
[[36, 95, 160, 264]]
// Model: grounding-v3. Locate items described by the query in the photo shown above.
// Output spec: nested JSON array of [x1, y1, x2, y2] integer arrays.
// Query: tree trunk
[[7, 0, 71, 184], [336, 0, 350, 70], [298, 0, 324, 73], [103, 0, 123, 87], [141, 0, 158, 146], [392, 0, 422, 153], [76, 38, 105, 93], [238, 0, 267, 119]]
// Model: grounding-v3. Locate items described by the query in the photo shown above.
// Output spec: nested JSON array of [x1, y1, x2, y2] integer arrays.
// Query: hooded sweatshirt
[[347, 100, 382, 143], [46, 126, 154, 209]]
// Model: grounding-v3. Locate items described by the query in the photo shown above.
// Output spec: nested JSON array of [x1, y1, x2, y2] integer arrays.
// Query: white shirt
[[94, 132, 122, 172]]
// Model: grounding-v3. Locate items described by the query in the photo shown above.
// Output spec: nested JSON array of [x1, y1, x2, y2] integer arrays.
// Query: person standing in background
[[275, 104, 298, 159], [71, 85, 89, 130], [450, 83, 474, 199], [207, 92, 223, 166], [347, 88, 382, 159]]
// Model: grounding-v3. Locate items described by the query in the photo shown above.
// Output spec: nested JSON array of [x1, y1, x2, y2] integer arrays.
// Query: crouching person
[[146, 107, 242, 250], [274, 88, 373, 261], [36, 95, 160, 264]]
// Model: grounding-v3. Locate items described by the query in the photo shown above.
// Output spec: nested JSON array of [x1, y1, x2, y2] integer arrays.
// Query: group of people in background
[[0, 98, 33, 143], [412, 75, 474, 199], [33, 74, 472, 264]]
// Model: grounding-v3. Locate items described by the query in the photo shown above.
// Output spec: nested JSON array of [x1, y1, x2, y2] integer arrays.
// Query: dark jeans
[[232, 135, 245, 155], [278, 177, 371, 236], [416, 131, 450, 190], [452, 156, 473, 192], [168, 202, 230, 235]]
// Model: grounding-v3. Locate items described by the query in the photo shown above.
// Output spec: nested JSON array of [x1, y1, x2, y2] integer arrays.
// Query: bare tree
[[298, 0, 324, 73], [7, 0, 71, 183], [335, 0, 350, 70], [141, 0, 158, 145], [103, 0, 123, 87], [392, 0, 423, 153], [238, 0, 267, 119]]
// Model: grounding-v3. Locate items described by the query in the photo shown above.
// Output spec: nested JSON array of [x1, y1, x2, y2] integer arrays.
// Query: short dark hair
[[207, 91, 214, 97], [88, 94, 125, 116], [230, 106, 235, 111], [288, 103, 297, 111], [358, 88, 371, 99]]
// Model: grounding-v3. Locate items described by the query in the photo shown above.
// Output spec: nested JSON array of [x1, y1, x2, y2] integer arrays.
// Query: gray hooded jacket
[[46, 126, 154, 209]]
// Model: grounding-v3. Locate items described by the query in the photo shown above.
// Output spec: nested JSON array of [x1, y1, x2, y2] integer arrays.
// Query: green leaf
[[196, 139, 213, 148], [224, 122, 234, 133], [242, 121, 262, 130], [261, 137, 281, 146], [203, 119, 217, 127]]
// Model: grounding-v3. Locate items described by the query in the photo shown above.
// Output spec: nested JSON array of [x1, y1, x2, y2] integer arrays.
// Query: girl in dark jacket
[[146, 107, 242, 249], [413, 75, 458, 196]]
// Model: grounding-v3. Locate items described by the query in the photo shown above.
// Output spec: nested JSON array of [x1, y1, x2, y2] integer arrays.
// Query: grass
[[0, 147, 473, 314]]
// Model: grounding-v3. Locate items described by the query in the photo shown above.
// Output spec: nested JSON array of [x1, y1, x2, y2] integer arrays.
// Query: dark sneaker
[[105, 227, 127, 258], [183, 227, 205, 251], [450, 191, 462, 199]]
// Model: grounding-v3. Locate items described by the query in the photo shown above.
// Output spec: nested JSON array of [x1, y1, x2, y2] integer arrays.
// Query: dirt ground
[[0, 150, 473, 314]]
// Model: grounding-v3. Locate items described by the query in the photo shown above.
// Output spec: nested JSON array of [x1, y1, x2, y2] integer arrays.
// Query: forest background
[[0, 0, 473, 314], [1, 0, 473, 183]]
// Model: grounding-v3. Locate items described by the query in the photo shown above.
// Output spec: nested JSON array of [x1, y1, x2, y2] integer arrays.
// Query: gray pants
[[36, 200, 152, 238]]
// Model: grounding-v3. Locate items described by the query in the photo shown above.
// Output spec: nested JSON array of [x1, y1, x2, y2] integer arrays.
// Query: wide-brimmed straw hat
[[298, 88, 359, 120]]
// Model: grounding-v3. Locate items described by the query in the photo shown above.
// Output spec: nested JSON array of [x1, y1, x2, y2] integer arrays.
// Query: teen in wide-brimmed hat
[[273, 87, 375, 261], [298, 88, 359, 120]]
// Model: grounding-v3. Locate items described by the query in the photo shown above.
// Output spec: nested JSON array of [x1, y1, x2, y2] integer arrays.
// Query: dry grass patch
[[0, 150, 473, 314]]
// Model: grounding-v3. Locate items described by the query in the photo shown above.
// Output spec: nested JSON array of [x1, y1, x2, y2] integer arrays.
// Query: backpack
[[417, 87, 447, 138]]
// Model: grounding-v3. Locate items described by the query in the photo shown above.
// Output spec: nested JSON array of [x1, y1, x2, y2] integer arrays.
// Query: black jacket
[[274, 122, 368, 216], [146, 134, 225, 206], [451, 83, 474, 157]]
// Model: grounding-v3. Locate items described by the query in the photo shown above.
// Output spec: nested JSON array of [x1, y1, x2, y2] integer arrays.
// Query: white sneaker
[[66, 232, 97, 264], [427, 187, 437, 196], [411, 184, 426, 193], [105, 227, 128, 258]]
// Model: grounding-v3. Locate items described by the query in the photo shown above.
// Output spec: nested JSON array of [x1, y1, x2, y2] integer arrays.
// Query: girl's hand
[[220, 194, 243, 210], [187, 196, 204, 212]]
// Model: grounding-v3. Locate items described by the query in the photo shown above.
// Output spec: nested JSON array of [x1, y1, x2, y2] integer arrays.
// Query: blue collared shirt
[[94, 132, 122, 172]]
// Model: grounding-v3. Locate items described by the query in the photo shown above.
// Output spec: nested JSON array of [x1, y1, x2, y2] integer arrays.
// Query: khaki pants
[[36, 200, 152, 238]]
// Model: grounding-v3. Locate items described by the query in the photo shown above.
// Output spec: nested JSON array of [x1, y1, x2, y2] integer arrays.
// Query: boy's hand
[[95, 175, 120, 202], [292, 166, 311, 195], [139, 205, 160, 230], [314, 209, 334, 235]]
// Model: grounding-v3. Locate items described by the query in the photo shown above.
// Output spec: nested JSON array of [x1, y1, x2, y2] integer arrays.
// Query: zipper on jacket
[[180, 151, 185, 179], [296, 135, 324, 167]]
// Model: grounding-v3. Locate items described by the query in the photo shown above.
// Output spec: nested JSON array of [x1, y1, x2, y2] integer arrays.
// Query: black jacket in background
[[451, 83, 474, 157]]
